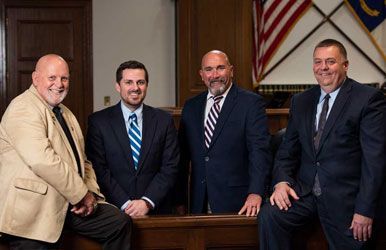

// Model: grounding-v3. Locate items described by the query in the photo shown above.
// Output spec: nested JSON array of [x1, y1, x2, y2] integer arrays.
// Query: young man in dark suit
[[86, 60, 179, 216], [259, 39, 386, 249], [177, 50, 271, 216]]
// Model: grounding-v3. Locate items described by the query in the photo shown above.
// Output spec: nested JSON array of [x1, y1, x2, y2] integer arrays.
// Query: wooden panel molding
[[17, 20, 74, 60], [176, 0, 253, 106]]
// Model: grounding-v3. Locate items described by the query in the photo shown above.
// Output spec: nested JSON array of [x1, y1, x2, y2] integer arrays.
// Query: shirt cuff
[[121, 199, 131, 211], [274, 181, 291, 190], [141, 196, 155, 209]]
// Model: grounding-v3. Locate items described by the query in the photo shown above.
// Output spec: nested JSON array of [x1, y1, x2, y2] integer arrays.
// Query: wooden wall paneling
[[176, 0, 253, 106], [0, 0, 92, 132]]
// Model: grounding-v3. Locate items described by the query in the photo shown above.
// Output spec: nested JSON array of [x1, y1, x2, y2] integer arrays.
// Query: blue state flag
[[344, 0, 385, 60]]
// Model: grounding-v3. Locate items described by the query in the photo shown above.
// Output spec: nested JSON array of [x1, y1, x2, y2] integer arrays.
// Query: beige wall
[[93, 0, 175, 111]]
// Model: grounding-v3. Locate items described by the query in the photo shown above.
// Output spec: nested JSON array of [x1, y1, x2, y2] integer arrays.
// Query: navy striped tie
[[129, 114, 141, 169], [204, 95, 223, 148]]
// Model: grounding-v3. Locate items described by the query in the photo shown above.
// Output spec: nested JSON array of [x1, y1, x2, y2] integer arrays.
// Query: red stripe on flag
[[253, 0, 312, 84], [264, 0, 283, 21], [264, 0, 296, 41], [263, 0, 311, 66]]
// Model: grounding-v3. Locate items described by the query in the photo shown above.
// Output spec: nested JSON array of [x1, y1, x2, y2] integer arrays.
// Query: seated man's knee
[[258, 203, 273, 224], [115, 210, 132, 231]]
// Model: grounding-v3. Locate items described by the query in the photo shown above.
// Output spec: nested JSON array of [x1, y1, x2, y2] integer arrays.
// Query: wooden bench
[[1, 214, 385, 249]]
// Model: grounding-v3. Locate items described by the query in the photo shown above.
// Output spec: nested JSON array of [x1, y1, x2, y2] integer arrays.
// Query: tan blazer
[[0, 85, 104, 243]]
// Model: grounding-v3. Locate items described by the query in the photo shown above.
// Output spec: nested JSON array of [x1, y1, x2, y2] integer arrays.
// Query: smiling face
[[32, 55, 70, 107], [313, 45, 348, 93], [200, 51, 233, 96], [115, 68, 148, 111]]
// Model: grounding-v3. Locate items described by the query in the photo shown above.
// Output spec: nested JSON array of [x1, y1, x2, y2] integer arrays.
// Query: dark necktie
[[313, 94, 330, 196], [314, 94, 330, 150], [53, 106, 82, 177], [204, 95, 223, 148]]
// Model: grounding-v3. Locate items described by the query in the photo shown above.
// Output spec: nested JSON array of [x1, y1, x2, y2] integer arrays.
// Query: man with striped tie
[[176, 50, 272, 216], [86, 60, 179, 216]]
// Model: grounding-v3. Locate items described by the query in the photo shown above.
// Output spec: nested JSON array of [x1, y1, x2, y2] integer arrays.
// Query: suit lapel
[[29, 86, 72, 157], [52, 108, 80, 175], [109, 103, 136, 171], [196, 93, 208, 151], [61, 109, 85, 176], [317, 79, 352, 154], [208, 84, 237, 150], [137, 104, 156, 171]]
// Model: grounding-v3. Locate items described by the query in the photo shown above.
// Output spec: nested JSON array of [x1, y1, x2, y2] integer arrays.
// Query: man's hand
[[350, 213, 373, 241], [124, 199, 150, 217], [238, 194, 262, 217], [71, 191, 97, 217], [270, 182, 299, 210]]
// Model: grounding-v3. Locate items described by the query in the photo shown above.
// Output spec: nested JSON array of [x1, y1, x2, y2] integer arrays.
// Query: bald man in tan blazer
[[0, 54, 132, 249]]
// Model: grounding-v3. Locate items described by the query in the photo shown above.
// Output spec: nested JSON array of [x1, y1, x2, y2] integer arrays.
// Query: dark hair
[[116, 60, 149, 83], [314, 39, 347, 60]]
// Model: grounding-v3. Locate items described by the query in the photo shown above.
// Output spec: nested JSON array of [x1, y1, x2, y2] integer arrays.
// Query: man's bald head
[[32, 54, 70, 107], [201, 50, 231, 68], [35, 54, 68, 72], [199, 50, 233, 96]]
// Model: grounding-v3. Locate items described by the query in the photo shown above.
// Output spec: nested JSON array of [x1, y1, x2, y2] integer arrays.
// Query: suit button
[[316, 162, 320, 167], [204, 156, 209, 162], [201, 179, 206, 184]]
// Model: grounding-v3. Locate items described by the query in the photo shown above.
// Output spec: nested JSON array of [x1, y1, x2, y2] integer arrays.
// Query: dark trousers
[[258, 193, 369, 250], [8, 203, 132, 250]]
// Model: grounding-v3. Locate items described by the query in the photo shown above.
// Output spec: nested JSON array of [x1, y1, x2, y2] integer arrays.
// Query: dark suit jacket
[[86, 103, 179, 214], [178, 84, 271, 213], [273, 78, 386, 230]]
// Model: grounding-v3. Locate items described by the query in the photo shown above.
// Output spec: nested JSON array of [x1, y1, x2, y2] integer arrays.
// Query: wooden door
[[176, 0, 253, 106], [0, 0, 92, 131]]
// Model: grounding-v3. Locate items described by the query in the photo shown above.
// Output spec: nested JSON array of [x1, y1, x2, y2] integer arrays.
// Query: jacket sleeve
[[246, 96, 272, 196], [272, 96, 301, 187], [174, 107, 190, 207], [142, 114, 180, 207], [354, 90, 386, 218]]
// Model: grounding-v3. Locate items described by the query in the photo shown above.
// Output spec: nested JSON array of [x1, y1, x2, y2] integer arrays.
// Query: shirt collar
[[120, 101, 143, 122], [319, 78, 345, 103]]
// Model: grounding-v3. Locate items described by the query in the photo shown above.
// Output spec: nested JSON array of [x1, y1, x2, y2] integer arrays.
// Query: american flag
[[253, 0, 312, 85]]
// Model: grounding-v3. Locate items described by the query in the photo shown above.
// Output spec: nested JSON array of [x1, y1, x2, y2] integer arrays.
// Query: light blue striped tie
[[128, 113, 141, 169]]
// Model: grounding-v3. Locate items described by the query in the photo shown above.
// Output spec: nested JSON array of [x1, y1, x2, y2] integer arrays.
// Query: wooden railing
[[0, 214, 326, 250], [160, 107, 290, 134], [1, 213, 385, 249]]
